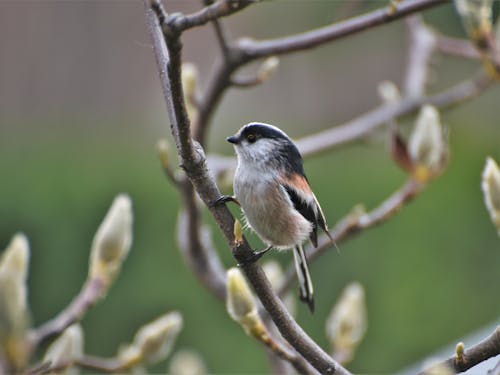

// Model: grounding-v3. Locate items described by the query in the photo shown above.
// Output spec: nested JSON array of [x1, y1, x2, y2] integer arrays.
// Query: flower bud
[[43, 324, 84, 374], [226, 268, 265, 336], [182, 62, 199, 121], [257, 56, 280, 82], [326, 282, 367, 364], [0, 233, 31, 369], [169, 349, 207, 375], [157, 138, 170, 170], [454, 0, 493, 51], [408, 105, 447, 182], [233, 219, 244, 246], [481, 157, 500, 234], [133, 312, 183, 365], [89, 194, 133, 283], [377, 81, 401, 104]]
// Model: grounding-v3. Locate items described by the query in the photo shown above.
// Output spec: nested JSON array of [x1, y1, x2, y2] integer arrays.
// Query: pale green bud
[[377, 81, 401, 104], [43, 324, 84, 374], [133, 312, 183, 365], [89, 194, 133, 283], [257, 56, 280, 82], [454, 0, 493, 49], [226, 268, 266, 336], [481, 157, 500, 235], [182, 63, 199, 121], [0, 233, 31, 368], [326, 282, 367, 364], [169, 349, 207, 375], [408, 105, 447, 182]]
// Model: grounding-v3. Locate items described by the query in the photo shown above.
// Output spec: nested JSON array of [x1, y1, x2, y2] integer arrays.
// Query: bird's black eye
[[247, 133, 256, 143]]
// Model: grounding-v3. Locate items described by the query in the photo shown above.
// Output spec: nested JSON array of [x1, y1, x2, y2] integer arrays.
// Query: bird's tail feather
[[293, 244, 315, 313]]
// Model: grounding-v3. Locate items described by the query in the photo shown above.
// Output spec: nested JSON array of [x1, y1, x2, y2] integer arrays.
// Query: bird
[[218, 122, 333, 312]]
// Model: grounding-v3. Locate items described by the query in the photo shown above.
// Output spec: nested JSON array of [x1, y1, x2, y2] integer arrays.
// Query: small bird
[[221, 122, 333, 312]]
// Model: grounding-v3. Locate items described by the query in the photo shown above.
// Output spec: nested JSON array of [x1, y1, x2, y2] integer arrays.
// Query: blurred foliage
[[1, 1, 500, 373], [1, 115, 500, 373]]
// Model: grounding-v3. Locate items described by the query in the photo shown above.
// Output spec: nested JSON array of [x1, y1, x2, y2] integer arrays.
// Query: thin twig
[[436, 35, 481, 59], [27, 277, 107, 348], [417, 326, 500, 374], [236, 0, 449, 59], [403, 15, 436, 98]]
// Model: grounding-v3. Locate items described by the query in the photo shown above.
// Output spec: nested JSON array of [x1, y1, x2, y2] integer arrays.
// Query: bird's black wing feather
[[283, 184, 319, 247]]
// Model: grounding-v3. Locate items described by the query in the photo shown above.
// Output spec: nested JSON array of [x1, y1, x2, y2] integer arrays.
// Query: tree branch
[[236, 0, 449, 59], [27, 277, 107, 348], [144, 3, 350, 373], [418, 326, 500, 374]]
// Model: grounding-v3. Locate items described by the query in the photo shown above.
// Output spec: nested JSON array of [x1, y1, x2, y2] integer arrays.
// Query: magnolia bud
[[481, 157, 500, 234], [89, 194, 133, 283], [43, 324, 84, 374], [454, 0, 493, 50], [182, 63, 199, 121], [133, 312, 183, 365], [0, 233, 31, 369], [377, 81, 401, 104], [169, 350, 207, 375], [408, 105, 447, 182], [226, 268, 265, 336], [326, 282, 367, 364], [257, 57, 280, 82]]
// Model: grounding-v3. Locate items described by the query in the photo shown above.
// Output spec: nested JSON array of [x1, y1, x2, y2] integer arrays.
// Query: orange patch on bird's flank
[[288, 174, 312, 194]]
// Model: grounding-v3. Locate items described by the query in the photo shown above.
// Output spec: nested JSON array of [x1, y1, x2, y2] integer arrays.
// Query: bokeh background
[[1, 1, 500, 373]]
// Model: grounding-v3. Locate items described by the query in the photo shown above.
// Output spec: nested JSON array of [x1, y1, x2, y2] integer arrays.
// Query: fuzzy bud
[[89, 194, 133, 283], [226, 268, 265, 336], [0, 233, 31, 369], [169, 350, 207, 375], [408, 105, 447, 182], [43, 324, 84, 374], [257, 57, 280, 82], [481, 157, 500, 234], [454, 0, 493, 51], [133, 312, 183, 365], [182, 63, 199, 121], [378, 81, 401, 104], [326, 282, 367, 364]]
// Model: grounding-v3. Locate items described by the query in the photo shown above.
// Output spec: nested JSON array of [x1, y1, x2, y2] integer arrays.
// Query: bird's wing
[[281, 173, 330, 247]]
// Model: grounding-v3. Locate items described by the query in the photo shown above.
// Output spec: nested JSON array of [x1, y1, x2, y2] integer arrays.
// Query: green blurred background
[[1, 1, 500, 373]]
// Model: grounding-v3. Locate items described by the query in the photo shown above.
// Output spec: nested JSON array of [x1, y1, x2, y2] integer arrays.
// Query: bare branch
[[236, 0, 449, 59], [296, 72, 493, 157], [436, 35, 481, 59], [27, 278, 106, 348], [418, 326, 500, 374], [155, 0, 254, 36], [403, 15, 436, 98]]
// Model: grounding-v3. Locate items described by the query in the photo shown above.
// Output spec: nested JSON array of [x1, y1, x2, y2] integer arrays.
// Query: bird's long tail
[[293, 244, 315, 313]]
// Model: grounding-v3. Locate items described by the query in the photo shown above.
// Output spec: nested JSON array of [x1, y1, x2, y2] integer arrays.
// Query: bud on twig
[[226, 268, 266, 337], [182, 62, 199, 121], [0, 233, 31, 369], [454, 0, 493, 51], [233, 219, 244, 246], [481, 157, 500, 235], [378, 80, 401, 104], [326, 282, 367, 365], [169, 349, 207, 375], [43, 324, 84, 374], [408, 105, 448, 182], [89, 194, 133, 284], [257, 56, 280, 83], [131, 312, 183, 365]]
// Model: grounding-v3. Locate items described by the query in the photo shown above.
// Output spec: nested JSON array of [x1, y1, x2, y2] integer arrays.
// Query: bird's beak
[[227, 135, 238, 144]]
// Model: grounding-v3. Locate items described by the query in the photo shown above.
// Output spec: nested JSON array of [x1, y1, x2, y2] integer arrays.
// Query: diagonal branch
[[144, 3, 350, 374]]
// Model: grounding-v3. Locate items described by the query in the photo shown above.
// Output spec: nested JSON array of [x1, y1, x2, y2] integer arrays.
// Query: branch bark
[[418, 326, 500, 374]]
